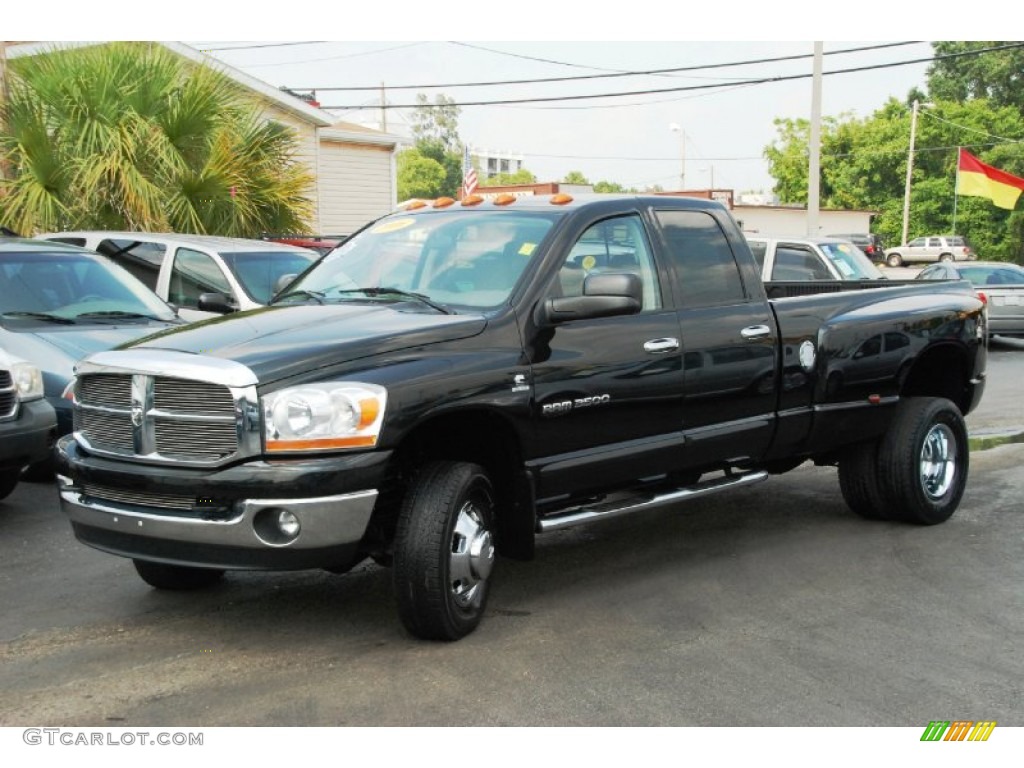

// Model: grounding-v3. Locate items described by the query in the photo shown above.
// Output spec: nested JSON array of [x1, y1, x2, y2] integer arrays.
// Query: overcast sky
[[12, 3, 996, 195], [188, 39, 934, 194]]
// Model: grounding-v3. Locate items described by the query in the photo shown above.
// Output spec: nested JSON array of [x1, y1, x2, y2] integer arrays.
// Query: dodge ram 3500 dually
[[55, 195, 987, 640]]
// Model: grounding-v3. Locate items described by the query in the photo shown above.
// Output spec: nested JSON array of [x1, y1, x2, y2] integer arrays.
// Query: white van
[[37, 232, 318, 322]]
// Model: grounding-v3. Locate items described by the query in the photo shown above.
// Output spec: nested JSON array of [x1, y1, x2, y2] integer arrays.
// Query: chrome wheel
[[919, 423, 957, 500], [449, 502, 495, 610]]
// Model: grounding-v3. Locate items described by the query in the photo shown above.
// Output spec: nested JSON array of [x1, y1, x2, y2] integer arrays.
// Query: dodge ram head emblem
[[130, 403, 144, 427]]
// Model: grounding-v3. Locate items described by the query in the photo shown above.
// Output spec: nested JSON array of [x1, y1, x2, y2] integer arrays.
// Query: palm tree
[[0, 42, 314, 236]]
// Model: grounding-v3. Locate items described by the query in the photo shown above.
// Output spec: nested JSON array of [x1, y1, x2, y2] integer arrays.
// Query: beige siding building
[[8, 41, 403, 236]]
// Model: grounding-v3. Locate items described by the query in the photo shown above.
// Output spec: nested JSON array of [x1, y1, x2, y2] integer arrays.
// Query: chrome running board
[[536, 470, 768, 532]]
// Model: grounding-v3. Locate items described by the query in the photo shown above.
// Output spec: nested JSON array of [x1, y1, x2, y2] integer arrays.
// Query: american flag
[[462, 146, 478, 198]]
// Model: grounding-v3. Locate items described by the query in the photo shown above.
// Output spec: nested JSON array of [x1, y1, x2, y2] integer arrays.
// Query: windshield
[[275, 211, 559, 310], [958, 265, 1024, 286], [220, 251, 318, 304], [818, 241, 885, 280], [0, 250, 176, 321]]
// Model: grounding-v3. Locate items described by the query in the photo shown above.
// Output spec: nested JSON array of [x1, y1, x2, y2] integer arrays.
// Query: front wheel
[[133, 559, 225, 590], [939, 253, 953, 262], [877, 398, 968, 525], [393, 461, 497, 641], [886, 252, 903, 267]]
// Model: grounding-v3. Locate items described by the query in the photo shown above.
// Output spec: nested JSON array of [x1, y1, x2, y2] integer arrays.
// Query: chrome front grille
[[0, 370, 15, 420], [81, 482, 196, 512], [72, 355, 261, 467]]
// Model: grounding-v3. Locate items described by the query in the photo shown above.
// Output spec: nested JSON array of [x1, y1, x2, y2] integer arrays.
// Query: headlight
[[263, 382, 387, 452], [12, 362, 44, 402]]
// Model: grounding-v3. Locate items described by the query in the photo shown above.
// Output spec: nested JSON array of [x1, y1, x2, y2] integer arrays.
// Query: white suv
[[883, 236, 974, 267], [37, 232, 318, 322]]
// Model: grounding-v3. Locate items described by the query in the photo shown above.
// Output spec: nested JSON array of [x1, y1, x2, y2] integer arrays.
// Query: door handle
[[644, 337, 680, 354], [740, 325, 772, 340]]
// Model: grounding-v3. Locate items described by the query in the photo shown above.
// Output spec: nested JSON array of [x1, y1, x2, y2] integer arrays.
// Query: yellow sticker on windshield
[[519, 243, 536, 256], [582, 255, 597, 271], [370, 218, 415, 234]]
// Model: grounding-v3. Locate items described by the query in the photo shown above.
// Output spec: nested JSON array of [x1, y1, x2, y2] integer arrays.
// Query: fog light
[[277, 510, 300, 538], [253, 507, 302, 546]]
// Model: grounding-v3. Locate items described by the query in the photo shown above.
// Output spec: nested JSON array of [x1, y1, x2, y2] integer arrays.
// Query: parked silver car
[[37, 232, 318, 322], [916, 260, 1024, 338], [883, 235, 974, 267]]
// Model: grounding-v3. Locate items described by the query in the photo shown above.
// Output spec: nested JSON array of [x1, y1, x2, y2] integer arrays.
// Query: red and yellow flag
[[957, 148, 1024, 209]]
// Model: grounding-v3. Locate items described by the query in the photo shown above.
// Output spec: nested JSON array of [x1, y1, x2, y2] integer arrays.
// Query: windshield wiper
[[75, 310, 165, 321], [273, 288, 325, 304], [332, 287, 453, 315], [1, 311, 76, 324]]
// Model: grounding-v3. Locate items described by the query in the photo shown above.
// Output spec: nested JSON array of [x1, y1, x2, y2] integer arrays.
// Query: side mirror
[[537, 271, 643, 326], [272, 273, 298, 297], [197, 292, 238, 314]]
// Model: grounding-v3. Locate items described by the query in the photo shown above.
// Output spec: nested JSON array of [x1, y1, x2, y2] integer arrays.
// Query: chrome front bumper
[[57, 473, 377, 554]]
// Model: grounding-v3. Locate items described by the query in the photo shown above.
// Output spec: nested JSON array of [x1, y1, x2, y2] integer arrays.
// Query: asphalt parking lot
[[0, 338, 1022, 728]]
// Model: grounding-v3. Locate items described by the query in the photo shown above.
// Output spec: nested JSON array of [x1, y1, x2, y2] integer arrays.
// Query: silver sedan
[[917, 260, 1024, 339]]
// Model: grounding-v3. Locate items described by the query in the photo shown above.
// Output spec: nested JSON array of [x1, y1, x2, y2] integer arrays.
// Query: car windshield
[[274, 211, 559, 310], [219, 251, 318, 304], [818, 241, 885, 279], [0, 250, 176, 321], [958, 265, 1024, 286]]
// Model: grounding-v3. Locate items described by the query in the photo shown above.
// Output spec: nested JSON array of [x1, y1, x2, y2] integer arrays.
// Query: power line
[[316, 43, 1024, 110], [199, 41, 329, 52], [287, 41, 924, 92]]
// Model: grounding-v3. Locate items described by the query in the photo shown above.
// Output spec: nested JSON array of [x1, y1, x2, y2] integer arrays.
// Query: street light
[[669, 122, 685, 189]]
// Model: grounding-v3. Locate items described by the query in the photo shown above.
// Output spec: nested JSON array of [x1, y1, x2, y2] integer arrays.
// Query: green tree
[[594, 180, 630, 193], [410, 94, 462, 153], [0, 42, 313, 236], [562, 170, 590, 184], [485, 168, 537, 186], [407, 94, 466, 198], [928, 42, 1024, 109], [763, 97, 1024, 261], [396, 148, 446, 201]]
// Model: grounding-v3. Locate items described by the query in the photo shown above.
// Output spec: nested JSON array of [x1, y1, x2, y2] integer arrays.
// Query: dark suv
[[828, 233, 886, 263]]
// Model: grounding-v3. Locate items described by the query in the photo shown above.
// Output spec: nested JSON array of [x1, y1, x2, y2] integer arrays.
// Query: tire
[[838, 440, 890, 520], [133, 559, 225, 590], [886, 252, 903, 268], [939, 252, 953, 262], [876, 398, 968, 525], [393, 461, 497, 641], [0, 470, 20, 501]]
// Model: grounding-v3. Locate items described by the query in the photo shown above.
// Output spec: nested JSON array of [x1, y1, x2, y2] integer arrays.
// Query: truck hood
[[130, 303, 489, 384]]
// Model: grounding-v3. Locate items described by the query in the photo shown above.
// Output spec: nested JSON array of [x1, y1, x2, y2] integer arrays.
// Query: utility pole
[[380, 82, 387, 133], [901, 99, 921, 247], [807, 42, 823, 237]]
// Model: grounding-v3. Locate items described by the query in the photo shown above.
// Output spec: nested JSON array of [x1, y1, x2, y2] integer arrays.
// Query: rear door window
[[655, 209, 747, 307], [96, 238, 165, 290]]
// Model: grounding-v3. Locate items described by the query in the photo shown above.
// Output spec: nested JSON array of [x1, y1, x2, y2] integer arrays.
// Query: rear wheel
[[886, 252, 903, 267], [939, 252, 953, 262], [133, 559, 225, 590], [877, 398, 968, 525], [393, 461, 497, 641], [838, 440, 889, 520]]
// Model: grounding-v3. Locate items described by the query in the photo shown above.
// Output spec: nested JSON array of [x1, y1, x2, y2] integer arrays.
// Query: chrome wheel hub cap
[[449, 501, 494, 609], [920, 423, 957, 500]]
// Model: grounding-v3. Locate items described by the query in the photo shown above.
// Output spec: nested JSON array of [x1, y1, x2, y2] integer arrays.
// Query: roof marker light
[[433, 197, 455, 208], [493, 194, 517, 206], [461, 194, 484, 206], [404, 200, 427, 210], [550, 194, 574, 205]]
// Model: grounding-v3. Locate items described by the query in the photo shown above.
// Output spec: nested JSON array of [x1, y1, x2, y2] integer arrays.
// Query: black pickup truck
[[55, 195, 987, 640]]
